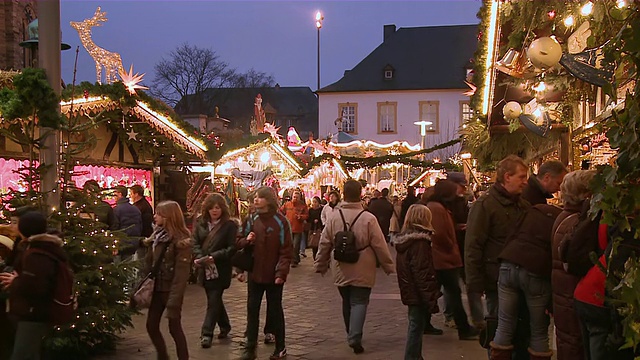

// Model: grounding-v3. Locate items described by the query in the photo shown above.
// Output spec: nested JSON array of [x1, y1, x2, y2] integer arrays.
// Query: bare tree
[[151, 43, 276, 114], [231, 68, 275, 88], [151, 43, 235, 109]]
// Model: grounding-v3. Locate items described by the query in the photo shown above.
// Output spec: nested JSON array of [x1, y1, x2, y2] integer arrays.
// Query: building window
[[419, 101, 439, 133], [377, 102, 397, 133], [460, 101, 474, 124], [384, 70, 393, 79], [338, 103, 357, 134]]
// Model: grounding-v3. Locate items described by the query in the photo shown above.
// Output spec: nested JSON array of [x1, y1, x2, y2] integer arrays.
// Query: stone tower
[[0, 1, 38, 70]]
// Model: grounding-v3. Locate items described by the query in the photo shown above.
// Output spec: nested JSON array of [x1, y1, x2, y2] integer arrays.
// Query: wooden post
[[38, 0, 61, 212]]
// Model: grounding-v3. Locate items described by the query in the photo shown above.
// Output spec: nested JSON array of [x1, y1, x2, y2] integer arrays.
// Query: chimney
[[384, 24, 396, 42]]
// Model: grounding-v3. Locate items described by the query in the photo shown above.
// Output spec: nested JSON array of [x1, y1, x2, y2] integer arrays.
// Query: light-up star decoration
[[119, 65, 148, 95], [263, 122, 282, 139], [126, 129, 138, 140]]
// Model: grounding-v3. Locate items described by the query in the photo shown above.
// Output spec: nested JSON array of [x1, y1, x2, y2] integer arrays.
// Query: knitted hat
[[18, 211, 48, 239]]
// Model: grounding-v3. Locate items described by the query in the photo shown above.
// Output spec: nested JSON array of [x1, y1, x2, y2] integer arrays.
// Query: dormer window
[[383, 64, 395, 80]]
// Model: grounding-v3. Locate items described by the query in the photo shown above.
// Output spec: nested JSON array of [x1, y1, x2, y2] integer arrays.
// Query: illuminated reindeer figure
[[70, 7, 125, 84]]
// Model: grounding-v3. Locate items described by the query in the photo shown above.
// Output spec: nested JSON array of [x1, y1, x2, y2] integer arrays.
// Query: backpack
[[333, 210, 366, 264], [26, 248, 77, 325]]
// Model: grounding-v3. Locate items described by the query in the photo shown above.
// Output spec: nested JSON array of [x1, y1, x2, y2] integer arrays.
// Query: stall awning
[[60, 96, 208, 159]]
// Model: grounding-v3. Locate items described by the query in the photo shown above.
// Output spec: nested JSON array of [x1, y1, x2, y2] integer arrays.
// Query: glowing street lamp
[[315, 11, 324, 91], [414, 120, 433, 161]]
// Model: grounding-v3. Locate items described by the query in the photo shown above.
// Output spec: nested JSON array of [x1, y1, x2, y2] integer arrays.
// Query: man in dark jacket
[[129, 185, 153, 238], [465, 155, 530, 357], [0, 211, 68, 360], [113, 186, 142, 258], [522, 160, 567, 205], [367, 188, 394, 242], [84, 180, 115, 229], [400, 186, 418, 227]]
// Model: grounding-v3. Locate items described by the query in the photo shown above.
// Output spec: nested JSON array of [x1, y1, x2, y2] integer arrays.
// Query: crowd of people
[[0, 153, 638, 360]]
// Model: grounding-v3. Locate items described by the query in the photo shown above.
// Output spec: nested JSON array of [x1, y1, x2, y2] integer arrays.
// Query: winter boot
[[489, 341, 514, 360], [528, 348, 553, 360], [240, 347, 257, 360]]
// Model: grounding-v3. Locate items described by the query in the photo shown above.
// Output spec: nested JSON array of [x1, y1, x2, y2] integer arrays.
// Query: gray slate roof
[[175, 86, 318, 137], [318, 24, 479, 93]]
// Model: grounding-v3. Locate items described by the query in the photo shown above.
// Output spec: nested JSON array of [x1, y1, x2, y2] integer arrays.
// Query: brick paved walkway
[[95, 247, 488, 360]]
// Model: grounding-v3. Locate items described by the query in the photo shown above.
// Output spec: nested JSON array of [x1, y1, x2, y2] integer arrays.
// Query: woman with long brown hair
[[144, 201, 192, 360], [192, 193, 238, 348]]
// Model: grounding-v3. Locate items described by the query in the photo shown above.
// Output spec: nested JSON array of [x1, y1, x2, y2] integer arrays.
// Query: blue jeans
[[292, 233, 303, 264], [300, 231, 307, 252], [437, 269, 472, 332], [11, 321, 49, 360], [405, 305, 428, 360], [338, 286, 371, 346], [493, 261, 551, 353]]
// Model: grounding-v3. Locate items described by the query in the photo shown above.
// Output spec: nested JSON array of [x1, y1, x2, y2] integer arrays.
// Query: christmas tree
[[0, 68, 137, 357]]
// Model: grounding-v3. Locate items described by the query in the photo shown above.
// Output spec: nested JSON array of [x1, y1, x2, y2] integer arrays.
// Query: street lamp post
[[316, 11, 323, 91], [413, 120, 433, 161]]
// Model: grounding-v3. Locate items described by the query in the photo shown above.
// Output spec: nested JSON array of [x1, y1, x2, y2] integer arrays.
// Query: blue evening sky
[[60, 1, 481, 90]]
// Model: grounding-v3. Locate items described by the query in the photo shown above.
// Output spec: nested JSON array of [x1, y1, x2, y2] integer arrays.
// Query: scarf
[[152, 227, 172, 249], [493, 182, 521, 204]]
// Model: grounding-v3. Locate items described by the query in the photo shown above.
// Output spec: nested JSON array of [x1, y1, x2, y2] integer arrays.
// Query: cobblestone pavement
[[95, 247, 488, 360]]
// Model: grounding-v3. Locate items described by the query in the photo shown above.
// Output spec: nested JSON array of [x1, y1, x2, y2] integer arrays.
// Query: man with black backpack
[[314, 179, 394, 355], [0, 211, 74, 360]]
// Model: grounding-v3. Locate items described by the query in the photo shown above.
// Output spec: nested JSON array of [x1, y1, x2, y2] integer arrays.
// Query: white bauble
[[503, 101, 523, 119], [527, 37, 562, 70]]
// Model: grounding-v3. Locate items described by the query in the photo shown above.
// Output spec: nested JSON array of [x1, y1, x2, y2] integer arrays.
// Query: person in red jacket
[[573, 222, 636, 360], [280, 190, 308, 267]]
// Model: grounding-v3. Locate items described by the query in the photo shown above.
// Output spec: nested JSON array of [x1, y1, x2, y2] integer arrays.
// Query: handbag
[[231, 246, 253, 272], [479, 315, 498, 349], [308, 229, 322, 248], [131, 243, 169, 309]]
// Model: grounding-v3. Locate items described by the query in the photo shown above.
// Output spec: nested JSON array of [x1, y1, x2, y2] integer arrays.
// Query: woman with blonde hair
[[551, 170, 596, 360], [192, 193, 238, 348], [144, 200, 192, 360], [394, 204, 441, 360]]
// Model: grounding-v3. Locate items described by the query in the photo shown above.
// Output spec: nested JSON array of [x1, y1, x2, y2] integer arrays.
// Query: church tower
[[0, 1, 38, 70]]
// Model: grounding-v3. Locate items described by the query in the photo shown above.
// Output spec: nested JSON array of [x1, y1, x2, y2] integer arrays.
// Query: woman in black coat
[[193, 193, 238, 348]]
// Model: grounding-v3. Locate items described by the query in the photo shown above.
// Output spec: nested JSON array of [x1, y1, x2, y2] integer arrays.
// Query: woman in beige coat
[[314, 179, 395, 354]]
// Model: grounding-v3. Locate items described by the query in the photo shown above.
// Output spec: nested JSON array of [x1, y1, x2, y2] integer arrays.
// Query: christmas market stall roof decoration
[[215, 137, 304, 180], [60, 82, 209, 161], [330, 139, 421, 158]]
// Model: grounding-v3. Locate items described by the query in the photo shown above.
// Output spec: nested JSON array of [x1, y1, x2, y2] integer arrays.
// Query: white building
[[317, 24, 478, 159]]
